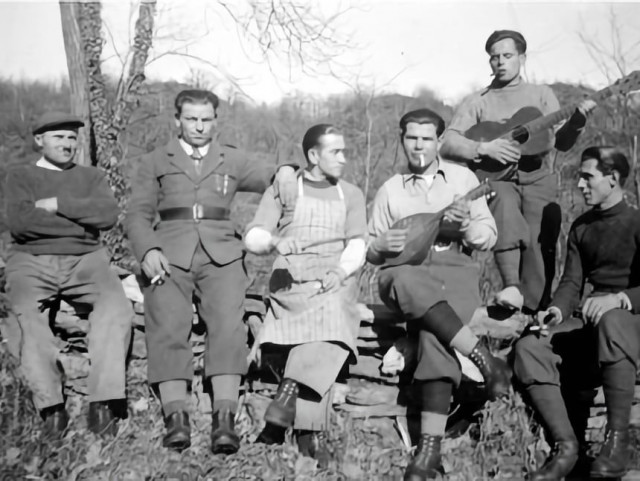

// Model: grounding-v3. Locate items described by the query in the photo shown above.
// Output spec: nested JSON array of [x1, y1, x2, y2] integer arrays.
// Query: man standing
[[4, 111, 133, 438], [244, 124, 367, 466], [126, 89, 299, 453], [368, 109, 510, 480], [440, 30, 595, 312], [514, 147, 640, 480]]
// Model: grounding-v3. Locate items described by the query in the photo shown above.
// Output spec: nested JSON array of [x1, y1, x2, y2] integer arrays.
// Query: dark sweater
[[5, 162, 119, 255], [552, 200, 640, 319]]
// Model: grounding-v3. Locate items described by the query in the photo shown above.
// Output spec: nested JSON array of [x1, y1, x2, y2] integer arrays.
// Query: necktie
[[191, 149, 203, 175]]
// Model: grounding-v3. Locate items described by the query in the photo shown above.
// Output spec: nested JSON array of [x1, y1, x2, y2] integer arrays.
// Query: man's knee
[[513, 334, 552, 382], [597, 309, 630, 341]]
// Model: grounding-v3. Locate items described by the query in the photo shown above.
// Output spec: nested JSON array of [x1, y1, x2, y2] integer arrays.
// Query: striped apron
[[258, 176, 360, 360]]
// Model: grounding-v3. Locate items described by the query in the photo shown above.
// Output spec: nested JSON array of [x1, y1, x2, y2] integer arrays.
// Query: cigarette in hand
[[151, 272, 166, 286]]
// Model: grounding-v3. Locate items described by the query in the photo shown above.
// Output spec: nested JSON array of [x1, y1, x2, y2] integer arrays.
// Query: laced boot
[[88, 401, 118, 436], [255, 422, 287, 445], [162, 411, 191, 450], [404, 434, 443, 481], [297, 430, 332, 469], [41, 404, 69, 440], [590, 428, 631, 478], [468, 343, 511, 400], [264, 378, 299, 428], [529, 440, 579, 481]]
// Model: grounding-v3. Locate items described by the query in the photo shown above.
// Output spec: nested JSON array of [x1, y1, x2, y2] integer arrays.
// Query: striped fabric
[[259, 178, 360, 358]]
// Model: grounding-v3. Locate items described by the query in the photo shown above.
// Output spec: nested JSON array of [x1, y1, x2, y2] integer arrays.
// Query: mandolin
[[465, 70, 640, 182], [383, 181, 494, 267]]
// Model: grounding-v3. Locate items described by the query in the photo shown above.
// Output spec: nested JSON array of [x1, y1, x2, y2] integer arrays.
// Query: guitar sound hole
[[510, 126, 530, 144]]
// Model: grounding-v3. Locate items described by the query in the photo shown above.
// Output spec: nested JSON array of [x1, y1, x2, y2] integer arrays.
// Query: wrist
[[475, 142, 486, 159]]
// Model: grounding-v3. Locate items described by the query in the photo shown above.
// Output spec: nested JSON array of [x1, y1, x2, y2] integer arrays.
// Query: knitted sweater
[[5, 163, 118, 255], [552, 200, 640, 319]]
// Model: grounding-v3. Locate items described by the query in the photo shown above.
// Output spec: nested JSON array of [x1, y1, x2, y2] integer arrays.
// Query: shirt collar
[[402, 158, 447, 186], [179, 137, 210, 157], [36, 157, 64, 171]]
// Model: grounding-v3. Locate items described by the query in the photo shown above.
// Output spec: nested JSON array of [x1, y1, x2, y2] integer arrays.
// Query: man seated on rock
[[3, 111, 134, 439], [367, 108, 511, 481], [514, 146, 640, 480], [244, 124, 367, 467]]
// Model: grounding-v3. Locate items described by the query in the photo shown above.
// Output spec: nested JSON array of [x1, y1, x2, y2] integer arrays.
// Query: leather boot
[[88, 401, 118, 436], [468, 343, 511, 400], [162, 411, 191, 450], [529, 440, 579, 481], [264, 378, 299, 428], [297, 430, 332, 469], [255, 422, 287, 445], [41, 404, 69, 440], [590, 428, 631, 478], [404, 434, 443, 481], [211, 407, 240, 455]]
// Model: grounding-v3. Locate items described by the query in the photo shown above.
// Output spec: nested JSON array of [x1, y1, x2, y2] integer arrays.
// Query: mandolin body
[[383, 212, 443, 267]]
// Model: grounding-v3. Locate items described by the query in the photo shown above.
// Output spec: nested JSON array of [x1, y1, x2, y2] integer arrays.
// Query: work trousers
[[283, 341, 349, 430], [5, 249, 133, 410], [378, 248, 480, 385], [490, 173, 561, 311], [144, 242, 249, 384]]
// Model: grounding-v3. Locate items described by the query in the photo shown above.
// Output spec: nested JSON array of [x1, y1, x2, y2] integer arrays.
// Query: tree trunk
[[59, 1, 92, 166]]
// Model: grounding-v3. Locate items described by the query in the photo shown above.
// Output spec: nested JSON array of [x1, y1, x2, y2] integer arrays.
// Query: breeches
[[378, 249, 481, 385], [514, 309, 640, 389], [5, 249, 133, 410], [144, 242, 249, 384], [283, 341, 349, 430], [490, 174, 561, 310]]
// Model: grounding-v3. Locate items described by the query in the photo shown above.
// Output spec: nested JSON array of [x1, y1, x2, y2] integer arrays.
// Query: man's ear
[[174, 114, 181, 130], [307, 147, 319, 166], [33, 134, 43, 149], [610, 170, 621, 186]]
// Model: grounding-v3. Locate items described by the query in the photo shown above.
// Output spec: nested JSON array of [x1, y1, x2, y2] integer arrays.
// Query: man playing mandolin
[[368, 108, 510, 480], [440, 30, 596, 313]]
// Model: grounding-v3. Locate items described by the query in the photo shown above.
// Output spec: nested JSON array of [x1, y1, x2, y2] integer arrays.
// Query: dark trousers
[[144, 242, 249, 384], [5, 249, 133, 410], [490, 173, 561, 311], [378, 248, 480, 385]]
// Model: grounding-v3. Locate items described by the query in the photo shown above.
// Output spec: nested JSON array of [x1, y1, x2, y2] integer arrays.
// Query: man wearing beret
[[126, 89, 300, 453], [441, 30, 596, 313], [3, 112, 134, 439]]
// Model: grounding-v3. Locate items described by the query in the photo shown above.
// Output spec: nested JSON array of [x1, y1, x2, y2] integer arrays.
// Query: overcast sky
[[1, 0, 639, 105]]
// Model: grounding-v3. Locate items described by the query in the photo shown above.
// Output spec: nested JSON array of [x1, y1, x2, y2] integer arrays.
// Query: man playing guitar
[[440, 30, 596, 313]]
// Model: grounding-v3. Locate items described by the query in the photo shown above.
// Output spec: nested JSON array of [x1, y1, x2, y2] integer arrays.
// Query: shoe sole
[[163, 439, 191, 451], [590, 471, 626, 479], [212, 444, 239, 455]]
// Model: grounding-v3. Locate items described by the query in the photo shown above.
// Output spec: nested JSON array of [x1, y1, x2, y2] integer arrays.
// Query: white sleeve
[[244, 227, 273, 255], [338, 238, 366, 277]]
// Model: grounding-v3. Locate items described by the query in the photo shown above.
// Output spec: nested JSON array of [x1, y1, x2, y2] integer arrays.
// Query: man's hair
[[581, 146, 630, 187], [174, 89, 219, 116], [399, 109, 445, 138], [485, 30, 527, 54], [302, 124, 342, 162]]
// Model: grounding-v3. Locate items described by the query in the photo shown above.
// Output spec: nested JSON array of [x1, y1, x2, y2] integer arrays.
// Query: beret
[[32, 111, 84, 135], [485, 30, 527, 53]]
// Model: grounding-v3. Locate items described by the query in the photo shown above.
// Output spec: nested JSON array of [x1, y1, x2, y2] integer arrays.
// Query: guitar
[[465, 71, 640, 182], [383, 181, 494, 267]]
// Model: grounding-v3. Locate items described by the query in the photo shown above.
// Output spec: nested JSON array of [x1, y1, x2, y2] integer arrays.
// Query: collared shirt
[[36, 157, 63, 171], [368, 159, 497, 251], [178, 137, 210, 157]]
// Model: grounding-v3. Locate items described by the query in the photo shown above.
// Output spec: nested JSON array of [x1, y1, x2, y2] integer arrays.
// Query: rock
[[345, 379, 400, 406]]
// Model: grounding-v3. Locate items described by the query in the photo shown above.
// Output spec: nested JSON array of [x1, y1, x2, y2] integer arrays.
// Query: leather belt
[[159, 204, 230, 223]]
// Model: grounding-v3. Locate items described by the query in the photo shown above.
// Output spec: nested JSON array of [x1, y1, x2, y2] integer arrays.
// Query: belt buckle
[[193, 203, 203, 223]]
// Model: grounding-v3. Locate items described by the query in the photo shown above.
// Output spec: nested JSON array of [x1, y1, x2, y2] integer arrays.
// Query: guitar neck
[[515, 85, 616, 139], [441, 183, 491, 213]]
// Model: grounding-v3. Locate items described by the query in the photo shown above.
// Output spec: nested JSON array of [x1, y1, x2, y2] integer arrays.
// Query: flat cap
[[485, 30, 527, 53], [32, 111, 84, 135]]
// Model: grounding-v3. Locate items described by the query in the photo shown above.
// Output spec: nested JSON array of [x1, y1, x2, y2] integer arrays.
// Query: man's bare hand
[[274, 166, 297, 206], [477, 139, 521, 165], [320, 268, 347, 294], [141, 249, 171, 281], [35, 197, 58, 213], [443, 195, 471, 224], [582, 294, 621, 326], [373, 228, 408, 254], [273, 236, 302, 256], [532, 306, 563, 336]]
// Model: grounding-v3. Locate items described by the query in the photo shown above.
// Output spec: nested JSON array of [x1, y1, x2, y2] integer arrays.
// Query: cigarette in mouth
[[419, 154, 425, 168]]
